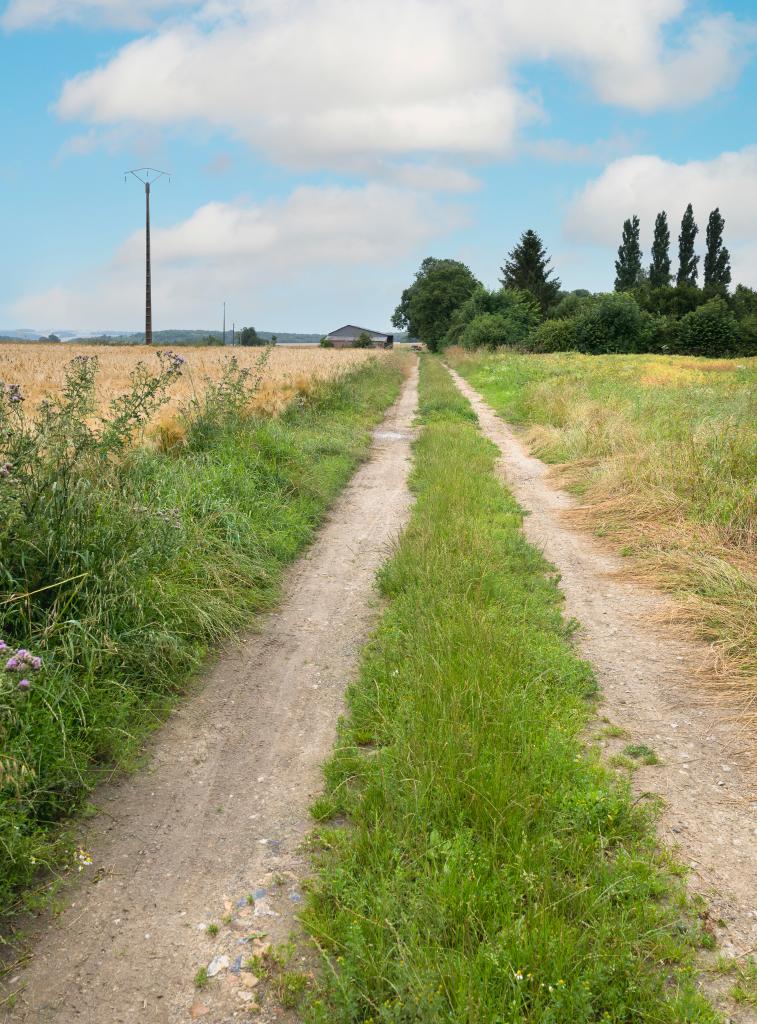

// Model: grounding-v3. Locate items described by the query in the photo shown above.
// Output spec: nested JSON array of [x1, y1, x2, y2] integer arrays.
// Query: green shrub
[[731, 284, 757, 321], [679, 298, 739, 357], [528, 318, 577, 352], [642, 313, 682, 354], [353, 331, 373, 349], [633, 283, 704, 318], [319, 336, 334, 348], [736, 314, 757, 356], [447, 288, 541, 348], [572, 292, 645, 354], [549, 292, 595, 320], [459, 313, 509, 350]]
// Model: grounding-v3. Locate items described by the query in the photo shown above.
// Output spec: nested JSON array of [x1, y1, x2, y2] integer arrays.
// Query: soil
[[1, 366, 418, 1024], [449, 369, 757, 969]]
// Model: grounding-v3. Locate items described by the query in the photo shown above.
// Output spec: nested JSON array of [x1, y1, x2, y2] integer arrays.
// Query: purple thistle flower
[[0, 641, 7, 652], [17, 649, 28, 658], [30, 656, 43, 672], [5, 657, 19, 671], [18, 679, 30, 691]]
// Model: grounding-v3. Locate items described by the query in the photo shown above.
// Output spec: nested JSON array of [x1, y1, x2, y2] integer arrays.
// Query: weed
[[206, 923, 219, 937], [309, 795, 340, 822], [609, 753, 639, 772], [194, 967, 209, 990], [277, 970, 308, 1009], [245, 956, 269, 979], [729, 958, 757, 1007], [597, 722, 628, 738], [624, 743, 660, 764]]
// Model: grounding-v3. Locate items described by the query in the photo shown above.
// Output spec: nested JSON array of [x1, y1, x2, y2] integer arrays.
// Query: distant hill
[[0, 330, 131, 341], [1, 329, 324, 346]]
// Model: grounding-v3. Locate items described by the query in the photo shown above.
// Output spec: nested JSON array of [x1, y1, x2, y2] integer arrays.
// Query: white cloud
[[566, 147, 757, 285], [490, 1, 750, 112], [386, 164, 482, 193], [521, 134, 638, 165], [9, 182, 466, 330], [49, 1, 752, 168], [1, 0, 198, 30], [55, 1, 530, 166]]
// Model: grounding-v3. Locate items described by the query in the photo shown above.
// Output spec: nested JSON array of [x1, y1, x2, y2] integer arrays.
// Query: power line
[[125, 168, 171, 345]]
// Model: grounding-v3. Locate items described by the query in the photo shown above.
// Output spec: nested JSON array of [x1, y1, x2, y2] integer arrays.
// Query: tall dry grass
[[0, 343, 382, 424], [447, 349, 757, 697]]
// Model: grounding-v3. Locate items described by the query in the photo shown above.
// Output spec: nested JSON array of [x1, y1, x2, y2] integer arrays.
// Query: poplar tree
[[676, 203, 699, 287], [648, 211, 672, 287], [703, 207, 732, 290], [500, 229, 561, 312], [614, 215, 643, 291]]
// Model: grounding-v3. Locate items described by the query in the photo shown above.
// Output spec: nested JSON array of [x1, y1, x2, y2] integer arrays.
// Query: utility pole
[[232, 321, 235, 346], [223, 302, 226, 346], [125, 168, 171, 344]]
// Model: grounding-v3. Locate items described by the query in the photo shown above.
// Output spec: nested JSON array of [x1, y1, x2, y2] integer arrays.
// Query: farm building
[[325, 325, 394, 349]]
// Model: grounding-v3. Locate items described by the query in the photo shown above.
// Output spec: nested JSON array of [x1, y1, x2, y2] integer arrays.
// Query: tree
[[353, 331, 373, 348], [392, 257, 480, 351], [614, 215, 643, 291], [676, 204, 699, 287], [703, 207, 731, 291], [239, 326, 263, 346], [500, 230, 560, 312], [648, 211, 672, 288]]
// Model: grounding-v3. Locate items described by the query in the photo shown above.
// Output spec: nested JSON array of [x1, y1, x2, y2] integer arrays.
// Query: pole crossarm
[[125, 167, 171, 186]]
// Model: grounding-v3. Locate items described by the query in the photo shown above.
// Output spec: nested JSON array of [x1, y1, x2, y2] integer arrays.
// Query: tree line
[[614, 205, 730, 292], [392, 211, 756, 358]]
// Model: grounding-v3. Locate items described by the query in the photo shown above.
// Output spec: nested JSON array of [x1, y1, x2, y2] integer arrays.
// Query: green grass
[[303, 355, 719, 1023], [446, 349, 757, 683], [0, 357, 403, 922]]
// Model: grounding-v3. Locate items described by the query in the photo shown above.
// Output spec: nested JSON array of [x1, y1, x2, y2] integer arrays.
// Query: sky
[[1, 0, 756, 334]]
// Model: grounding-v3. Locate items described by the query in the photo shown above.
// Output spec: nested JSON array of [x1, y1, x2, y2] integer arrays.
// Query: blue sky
[[1, 0, 756, 334]]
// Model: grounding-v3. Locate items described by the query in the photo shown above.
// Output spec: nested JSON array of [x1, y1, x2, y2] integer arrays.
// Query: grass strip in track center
[[303, 355, 718, 1023]]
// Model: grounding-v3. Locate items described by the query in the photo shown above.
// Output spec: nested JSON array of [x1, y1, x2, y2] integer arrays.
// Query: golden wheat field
[[0, 343, 385, 424]]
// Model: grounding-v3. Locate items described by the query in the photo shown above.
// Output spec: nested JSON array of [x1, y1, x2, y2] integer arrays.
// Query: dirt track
[[449, 368, 757, 963], [4, 359, 755, 1022], [2, 367, 418, 1024]]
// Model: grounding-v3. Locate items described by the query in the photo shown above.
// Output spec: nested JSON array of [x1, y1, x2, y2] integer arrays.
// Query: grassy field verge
[[303, 356, 718, 1023], [0, 355, 403, 922], [446, 349, 756, 688]]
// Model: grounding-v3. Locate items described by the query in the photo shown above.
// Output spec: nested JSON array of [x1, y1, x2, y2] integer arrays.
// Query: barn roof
[[326, 324, 391, 339]]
